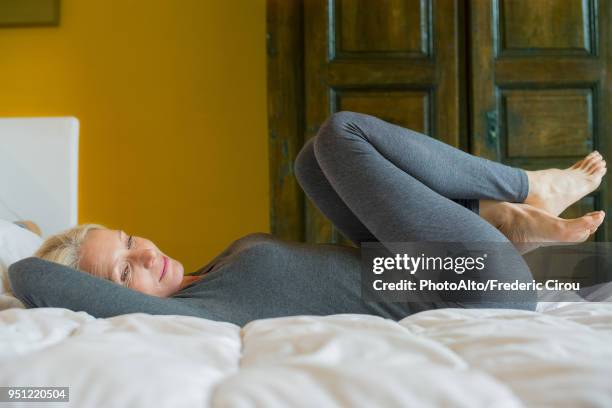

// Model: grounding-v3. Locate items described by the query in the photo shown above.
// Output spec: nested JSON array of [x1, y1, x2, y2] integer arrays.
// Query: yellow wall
[[0, 0, 269, 272]]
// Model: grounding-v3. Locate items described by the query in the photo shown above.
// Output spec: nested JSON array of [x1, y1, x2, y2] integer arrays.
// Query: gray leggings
[[295, 111, 536, 309]]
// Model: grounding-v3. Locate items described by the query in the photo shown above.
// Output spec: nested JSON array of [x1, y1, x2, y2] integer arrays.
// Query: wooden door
[[267, 0, 612, 245], [470, 0, 612, 241], [302, 0, 467, 244]]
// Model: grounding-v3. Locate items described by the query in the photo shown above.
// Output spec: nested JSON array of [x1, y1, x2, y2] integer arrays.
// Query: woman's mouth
[[159, 256, 168, 282]]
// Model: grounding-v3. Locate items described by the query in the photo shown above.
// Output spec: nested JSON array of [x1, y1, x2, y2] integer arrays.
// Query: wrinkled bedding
[[1, 302, 611, 408]]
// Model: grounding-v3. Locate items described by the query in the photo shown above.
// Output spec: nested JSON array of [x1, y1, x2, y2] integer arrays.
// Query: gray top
[[175, 233, 416, 325], [9, 233, 416, 326]]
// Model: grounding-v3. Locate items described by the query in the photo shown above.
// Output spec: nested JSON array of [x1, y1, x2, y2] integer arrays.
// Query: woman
[[9, 112, 606, 326]]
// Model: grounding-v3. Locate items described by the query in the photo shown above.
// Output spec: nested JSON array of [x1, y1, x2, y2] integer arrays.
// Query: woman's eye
[[121, 266, 130, 284], [121, 234, 134, 285]]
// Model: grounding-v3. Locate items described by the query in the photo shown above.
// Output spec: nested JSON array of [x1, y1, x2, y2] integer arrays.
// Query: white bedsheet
[[1, 302, 611, 408]]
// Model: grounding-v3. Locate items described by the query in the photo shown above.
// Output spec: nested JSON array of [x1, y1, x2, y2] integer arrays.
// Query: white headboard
[[0, 117, 79, 238]]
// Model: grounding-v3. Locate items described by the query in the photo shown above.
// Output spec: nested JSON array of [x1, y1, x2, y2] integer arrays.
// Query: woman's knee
[[325, 110, 366, 127], [314, 111, 369, 160], [317, 111, 365, 140]]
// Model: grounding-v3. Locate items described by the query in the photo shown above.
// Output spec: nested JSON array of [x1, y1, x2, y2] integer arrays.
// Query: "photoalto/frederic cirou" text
[[372, 279, 581, 292]]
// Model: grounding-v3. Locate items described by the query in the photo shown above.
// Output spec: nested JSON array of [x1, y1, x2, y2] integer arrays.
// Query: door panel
[[499, 0, 595, 54], [303, 0, 466, 244], [503, 89, 593, 158], [334, 0, 429, 56], [470, 0, 610, 241]]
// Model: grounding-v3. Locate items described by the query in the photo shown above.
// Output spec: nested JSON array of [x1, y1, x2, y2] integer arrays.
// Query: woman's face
[[77, 229, 184, 297]]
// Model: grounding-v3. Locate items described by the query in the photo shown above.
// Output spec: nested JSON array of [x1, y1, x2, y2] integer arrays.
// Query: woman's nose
[[136, 248, 157, 269]]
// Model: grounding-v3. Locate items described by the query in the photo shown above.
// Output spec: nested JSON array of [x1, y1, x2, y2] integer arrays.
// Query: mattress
[[1, 302, 611, 407]]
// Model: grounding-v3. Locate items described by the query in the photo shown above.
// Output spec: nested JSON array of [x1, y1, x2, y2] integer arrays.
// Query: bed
[[1, 298, 611, 407], [1, 119, 612, 408]]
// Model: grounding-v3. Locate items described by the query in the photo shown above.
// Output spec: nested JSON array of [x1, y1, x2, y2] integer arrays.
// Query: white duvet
[[1, 301, 611, 408]]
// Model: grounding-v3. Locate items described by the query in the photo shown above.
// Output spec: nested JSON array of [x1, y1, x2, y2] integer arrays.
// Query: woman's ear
[[13, 220, 42, 237]]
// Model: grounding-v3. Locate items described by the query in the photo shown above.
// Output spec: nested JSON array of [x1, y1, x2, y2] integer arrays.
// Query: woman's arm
[[8, 257, 208, 319]]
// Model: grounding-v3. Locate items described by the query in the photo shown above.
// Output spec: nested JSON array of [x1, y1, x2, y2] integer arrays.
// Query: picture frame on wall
[[0, 0, 60, 27]]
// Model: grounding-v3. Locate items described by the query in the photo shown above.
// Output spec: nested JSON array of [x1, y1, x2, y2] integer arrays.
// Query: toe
[[587, 151, 602, 162], [588, 216, 604, 235], [589, 161, 606, 175], [591, 211, 605, 226], [586, 156, 604, 173], [581, 212, 605, 229], [579, 157, 593, 170], [573, 152, 596, 169]]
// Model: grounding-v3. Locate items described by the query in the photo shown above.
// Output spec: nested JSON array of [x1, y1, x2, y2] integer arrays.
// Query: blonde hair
[[34, 223, 108, 269]]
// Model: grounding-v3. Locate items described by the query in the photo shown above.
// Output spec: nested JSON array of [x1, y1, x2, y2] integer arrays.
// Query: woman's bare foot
[[481, 201, 605, 244], [524, 151, 607, 216]]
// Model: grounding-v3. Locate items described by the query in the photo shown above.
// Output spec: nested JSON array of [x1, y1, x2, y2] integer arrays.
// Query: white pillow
[[0, 219, 43, 295]]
